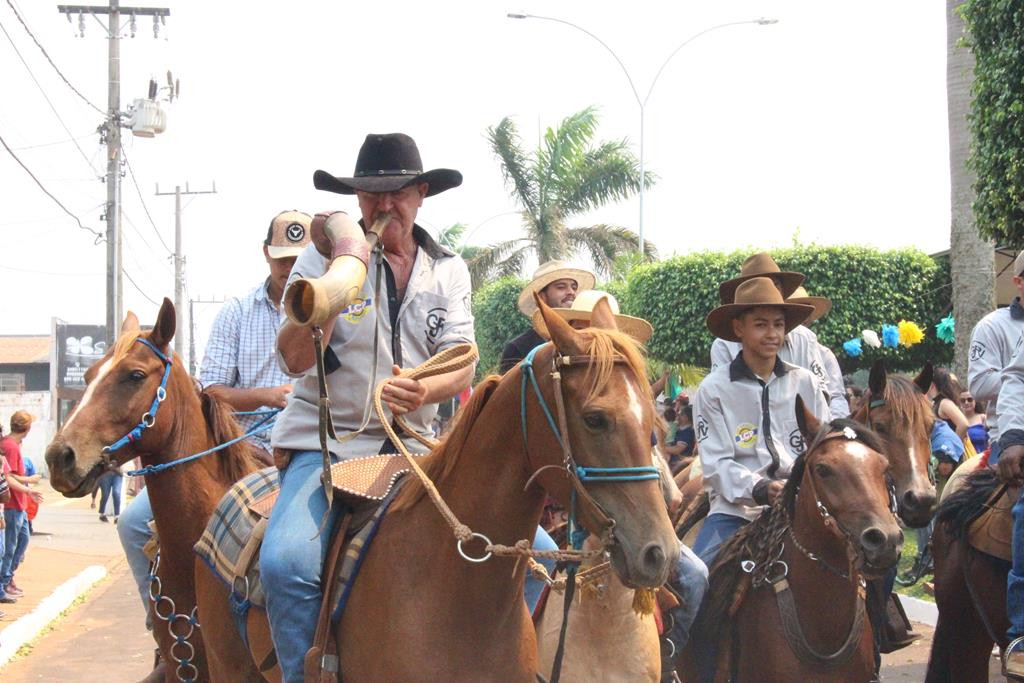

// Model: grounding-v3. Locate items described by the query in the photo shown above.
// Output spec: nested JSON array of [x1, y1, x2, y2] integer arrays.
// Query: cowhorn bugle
[[282, 211, 391, 326]]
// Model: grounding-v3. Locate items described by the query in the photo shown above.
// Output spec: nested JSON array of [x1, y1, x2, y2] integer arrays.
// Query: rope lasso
[[373, 344, 603, 566]]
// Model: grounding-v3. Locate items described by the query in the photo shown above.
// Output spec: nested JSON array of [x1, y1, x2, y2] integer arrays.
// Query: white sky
[[0, 0, 951, 363]]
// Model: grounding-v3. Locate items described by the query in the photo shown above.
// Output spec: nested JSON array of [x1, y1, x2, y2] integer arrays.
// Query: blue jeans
[[691, 513, 749, 683], [666, 543, 709, 649], [1, 508, 28, 593], [99, 472, 123, 517], [260, 451, 344, 683], [117, 487, 155, 621], [11, 510, 30, 575], [1009, 487, 1024, 641]]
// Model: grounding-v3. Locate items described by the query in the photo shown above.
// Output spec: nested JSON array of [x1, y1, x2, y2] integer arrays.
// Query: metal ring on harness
[[142, 412, 156, 428], [231, 574, 250, 601], [457, 532, 494, 563]]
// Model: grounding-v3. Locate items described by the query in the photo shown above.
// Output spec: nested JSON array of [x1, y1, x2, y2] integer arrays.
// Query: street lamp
[[507, 13, 778, 251]]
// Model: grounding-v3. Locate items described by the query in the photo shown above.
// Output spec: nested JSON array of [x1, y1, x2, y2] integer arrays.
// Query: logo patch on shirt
[[696, 414, 709, 442], [970, 341, 986, 362], [341, 297, 372, 323], [734, 423, 758, 449], [810, 359, 825, 379], [789, 428, 806, 455], [426, 306, 447, 342]]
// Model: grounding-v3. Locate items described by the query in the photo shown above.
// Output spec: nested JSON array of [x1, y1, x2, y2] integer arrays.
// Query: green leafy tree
[[470, 276, 530, 378], [436, 223, 487, 290], [963, 0, 1024, 246], [469, 107, 657, 284]]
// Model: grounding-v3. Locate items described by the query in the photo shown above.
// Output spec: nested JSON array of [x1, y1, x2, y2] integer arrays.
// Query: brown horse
[[44, 300, 266, 682], [852, 360, 936, 529], [196, 296, 680, 681], [926, 463, 1010, 682], [679, 405, 903, 682]]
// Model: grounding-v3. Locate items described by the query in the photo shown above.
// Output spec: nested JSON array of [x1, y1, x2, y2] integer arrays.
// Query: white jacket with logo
[[695, 355, 831, 521], [969, 301, 1024, 443], [272, 225, 475, 458]]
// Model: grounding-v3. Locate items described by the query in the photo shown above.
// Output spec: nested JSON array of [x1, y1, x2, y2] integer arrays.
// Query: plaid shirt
[[199, 279, 289, 451]]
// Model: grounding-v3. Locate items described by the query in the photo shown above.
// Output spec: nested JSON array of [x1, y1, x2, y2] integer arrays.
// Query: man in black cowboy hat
[[265, 133, 475, 683]]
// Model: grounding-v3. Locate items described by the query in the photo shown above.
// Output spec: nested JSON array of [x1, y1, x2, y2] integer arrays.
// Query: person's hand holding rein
[[383, 365, 428, 415]]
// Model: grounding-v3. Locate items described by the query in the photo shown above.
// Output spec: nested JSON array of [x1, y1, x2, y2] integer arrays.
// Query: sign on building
[[55, 323, 107, 389]]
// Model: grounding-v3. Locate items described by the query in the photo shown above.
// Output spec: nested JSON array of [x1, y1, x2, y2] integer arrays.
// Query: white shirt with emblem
[[969, 303, 1024, 443], [271, 226, 475, 458], [695, 355, 831, 521]]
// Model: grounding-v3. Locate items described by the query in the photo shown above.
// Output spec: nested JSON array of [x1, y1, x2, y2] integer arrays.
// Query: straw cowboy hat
[[787, 285, 832, 325], [517, 260, 596, 316], [707, 277, 816, 342], [718, 252, 805, 304], [313, 133, 462, 197], [532, 290, 654, 343]]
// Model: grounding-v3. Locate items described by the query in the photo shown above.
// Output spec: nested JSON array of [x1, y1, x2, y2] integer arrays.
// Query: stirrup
[[1003, 636, 1024, 680]]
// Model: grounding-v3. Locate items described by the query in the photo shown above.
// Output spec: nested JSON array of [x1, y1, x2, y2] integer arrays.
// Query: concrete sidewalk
[[0, 478, 143, 672]]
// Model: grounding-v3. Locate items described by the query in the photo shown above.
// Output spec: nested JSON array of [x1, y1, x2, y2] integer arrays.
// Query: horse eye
[[583, 413, 608, 430], [814, 463, 834, 478], [129, 369, 147, 382]]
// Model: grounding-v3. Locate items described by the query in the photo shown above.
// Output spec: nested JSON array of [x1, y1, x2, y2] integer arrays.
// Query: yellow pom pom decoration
[[897, 320, 925, 348]]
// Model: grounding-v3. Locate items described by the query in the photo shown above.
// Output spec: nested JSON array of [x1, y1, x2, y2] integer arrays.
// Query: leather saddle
[[968, 484, 1018, 563]]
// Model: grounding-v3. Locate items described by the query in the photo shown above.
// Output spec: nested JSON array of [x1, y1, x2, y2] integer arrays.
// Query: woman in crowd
[[959, 390, 989, 453]]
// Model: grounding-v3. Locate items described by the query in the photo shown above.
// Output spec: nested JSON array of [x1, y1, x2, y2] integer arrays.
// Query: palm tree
[[436, 223, 488, 289], [947, 0, 994, 378], [469, 107, 657, 283]]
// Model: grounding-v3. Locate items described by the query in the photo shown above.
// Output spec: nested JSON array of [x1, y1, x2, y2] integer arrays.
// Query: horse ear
[[795, 394, 821, 444], [121, 311, 140, 334], [868, 359, 887, 396], [149, 298, 176, 352], [914, 362, 934, 394], [535, 292, 584, 355], [589, 296, 618, 332]]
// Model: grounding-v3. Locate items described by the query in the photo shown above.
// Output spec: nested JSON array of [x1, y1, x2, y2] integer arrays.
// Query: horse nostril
[[861, 527, 887, 551], [902, 490, 919, 510], [641, 542, 666, 574]]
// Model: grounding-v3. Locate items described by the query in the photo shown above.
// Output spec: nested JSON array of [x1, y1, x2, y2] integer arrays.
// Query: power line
[[121, 145, 172, 254], [0, 129, 104, 243], [4, 0, 104, 114], [0, 17, 100, 175], [11, 131, 94, 151], [123, 268, 159, 306], [122, 210, 173, 272]]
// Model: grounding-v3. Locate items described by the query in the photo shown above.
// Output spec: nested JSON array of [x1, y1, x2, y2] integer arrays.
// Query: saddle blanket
[[194, 467, 280, 608], [194, 465, 407, 614]]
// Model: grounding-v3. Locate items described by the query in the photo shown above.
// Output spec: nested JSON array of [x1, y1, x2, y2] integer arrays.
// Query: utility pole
[[188, 296, 225, 376], [58, 2, 171, 345], [156, 182, 216, 360]]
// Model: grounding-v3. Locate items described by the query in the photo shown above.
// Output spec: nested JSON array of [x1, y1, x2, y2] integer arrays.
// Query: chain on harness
[[147, 549, 200, 683]]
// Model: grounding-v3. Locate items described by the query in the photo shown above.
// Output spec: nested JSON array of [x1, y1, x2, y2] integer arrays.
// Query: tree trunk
[[948, 0, 995, 379]]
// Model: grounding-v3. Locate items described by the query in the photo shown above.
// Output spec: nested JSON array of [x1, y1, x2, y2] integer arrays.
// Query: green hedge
[[471, 276, 529, 377], [963, 0, 1024, 247], [624, 246, 952, 373]]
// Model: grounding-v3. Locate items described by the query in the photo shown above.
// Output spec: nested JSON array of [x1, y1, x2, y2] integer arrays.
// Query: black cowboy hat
[[313, 133, 462, 197]]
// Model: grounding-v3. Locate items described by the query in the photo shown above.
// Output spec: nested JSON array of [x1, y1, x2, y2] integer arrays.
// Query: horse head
[[793, 397, 904, 575], [46, 299, 183, 496], [529, 295, 679, 589], [854, 360, 936, 528]]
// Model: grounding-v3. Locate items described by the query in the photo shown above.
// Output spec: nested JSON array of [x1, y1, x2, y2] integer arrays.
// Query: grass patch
[[894, 528, 935, 602], [9, 576, 109, 661]]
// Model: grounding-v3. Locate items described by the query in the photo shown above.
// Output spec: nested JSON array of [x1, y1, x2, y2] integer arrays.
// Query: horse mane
[[935, 468, 1002, 539], [390, 375, 502, 513], [880, 375, 933, 437], [573, 327, 651, 407], [195, 390, 266, 483], [696, 418, 885, 644]]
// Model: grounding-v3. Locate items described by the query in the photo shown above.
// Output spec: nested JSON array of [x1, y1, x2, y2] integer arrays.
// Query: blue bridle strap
[[103, 338, 173, 456], [520, 344, 564, 452]]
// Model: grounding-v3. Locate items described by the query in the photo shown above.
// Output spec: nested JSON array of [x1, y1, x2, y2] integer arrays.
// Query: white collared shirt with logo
[[694, 356, 831, 521], [271, 227, 475, 458], [710, 325, 839, 413], [970, 302, 1024, 443]]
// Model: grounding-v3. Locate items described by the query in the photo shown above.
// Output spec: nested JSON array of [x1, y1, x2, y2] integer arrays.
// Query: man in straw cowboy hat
[[533, 289, 711, 664], [498, 260, 596, 373], [688, 277, 830, 681], [710, 253, 835, 410], [265, 133, 475, 682]]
